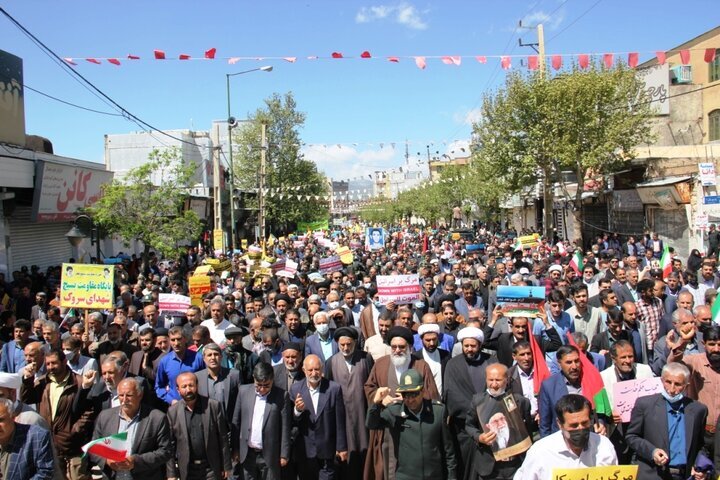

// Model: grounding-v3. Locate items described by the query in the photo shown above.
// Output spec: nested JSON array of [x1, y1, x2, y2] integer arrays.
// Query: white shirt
[[422, 349, 442, 393], [249, 393, 267, 449], [200, 318, 232, 348], [517, 367, 538, 416], [308, 384, 320, 413], [513, 430, 617, 480]]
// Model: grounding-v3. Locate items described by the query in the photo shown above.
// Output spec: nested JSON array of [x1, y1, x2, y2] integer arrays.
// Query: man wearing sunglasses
[[366, 369, 457, 480]]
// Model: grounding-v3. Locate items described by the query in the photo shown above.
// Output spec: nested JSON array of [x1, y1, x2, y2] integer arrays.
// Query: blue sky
[[1, 1, 717, 182]]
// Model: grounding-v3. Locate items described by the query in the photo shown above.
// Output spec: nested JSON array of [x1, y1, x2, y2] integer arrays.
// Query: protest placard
[[377, 274, 420, 305], [496, 285, 546, 318], [551, 465, 638, 480], [276, 259, 298, 278], [319, 256, 343, 275], [188, 276, 211, 307], [158, 293, 191, 314], [337, 246, 354, 264], [60, 263, 114, 309], [474, 393, 532, 460], [613, 377, 663, 423]]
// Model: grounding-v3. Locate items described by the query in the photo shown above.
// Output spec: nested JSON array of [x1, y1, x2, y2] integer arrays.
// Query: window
[[710, 110, 720, 142], [711, 49, 720, 83]]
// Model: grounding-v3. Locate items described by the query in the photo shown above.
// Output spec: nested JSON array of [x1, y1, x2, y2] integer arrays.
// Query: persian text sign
[[699, 162, 717, 186], [319, 256, 343, 275], [32, 161, 113, 222], [551, 465, 638, 480], [188, 276, 211, 307], [276, 259, 298, 278], [60, 263, 114, 309], [377, 274, 420, 305], [158, 294, 191, 313], [613, 377, 663, 423]]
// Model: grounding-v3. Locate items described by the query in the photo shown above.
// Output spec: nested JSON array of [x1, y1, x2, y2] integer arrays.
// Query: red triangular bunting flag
[[578, 54, 590, 69], [475, 56, 487, 64], [501, 56, 511, 70], [679, 49, 690, 64], [656, 51, 666, 65], [387, 57, 399, 63], [331, 52, 343, 59], [154, 50, 166, 60], [127, 54, 140, 60], [628, 52, 638, 68], [63, 58, 77, 66], [283, 57, 296, 63], [204, 48, 216, 59], [179, 54, 191, 60], [414, 56, 426, 70], [440, 56, 461, 66], [705, 48, 716, 63], [528, 55, 538, 70], [360, 51, 371, 58], [603, 53, 614, 69], [107, 58, 121, 66], [228, 57, 240, 64], [551, 55, 562, 70], [86, 58, 101, 64]]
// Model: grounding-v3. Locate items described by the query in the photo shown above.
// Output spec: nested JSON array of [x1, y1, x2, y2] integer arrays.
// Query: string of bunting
[[62, 48, 718, 70]]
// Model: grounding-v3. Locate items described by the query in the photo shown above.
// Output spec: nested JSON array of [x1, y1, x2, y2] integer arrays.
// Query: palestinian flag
[[567, 333, 613, 417], [82, 432, 128, 462], [568, 251, 583, 274], [660, 245, 672, 279], [528, 328, 551, 394], [711, 294, 720, 325]]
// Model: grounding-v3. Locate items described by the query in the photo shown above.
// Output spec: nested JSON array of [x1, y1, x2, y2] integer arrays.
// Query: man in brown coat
[[363, 327, 440, 480], [21, 347, 95, 480]]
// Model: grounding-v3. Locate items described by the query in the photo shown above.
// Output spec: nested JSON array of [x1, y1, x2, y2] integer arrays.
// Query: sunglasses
[[401, 391, 420, 398]]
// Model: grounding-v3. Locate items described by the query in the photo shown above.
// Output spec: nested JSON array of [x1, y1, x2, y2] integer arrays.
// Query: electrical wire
[[547, 0, 603, 43], [24, 84, 124, 117]]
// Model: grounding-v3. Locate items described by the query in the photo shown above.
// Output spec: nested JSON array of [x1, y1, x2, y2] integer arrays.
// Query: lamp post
[[65, 214, 102, 262], [226, 65, 273, 251]]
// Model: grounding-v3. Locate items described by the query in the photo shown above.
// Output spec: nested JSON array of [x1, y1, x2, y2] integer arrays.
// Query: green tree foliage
[[88, 148, 203, 270], [473, 63, 654, 243], [233, 92, 329, 232]]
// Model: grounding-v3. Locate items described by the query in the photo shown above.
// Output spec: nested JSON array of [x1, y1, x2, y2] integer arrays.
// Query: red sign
[[319, 256, 342, 275], [377, 274, 420, 305]]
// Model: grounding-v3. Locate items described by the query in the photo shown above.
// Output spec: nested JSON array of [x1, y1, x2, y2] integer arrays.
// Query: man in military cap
[[366, 368, 457, 480]]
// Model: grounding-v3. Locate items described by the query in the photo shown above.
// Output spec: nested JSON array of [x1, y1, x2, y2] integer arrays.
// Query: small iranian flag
[[82, 432, 128, 462], [568, 251, 583, 274], [711, 294, 720, 325], [660, 245, 672, 279]]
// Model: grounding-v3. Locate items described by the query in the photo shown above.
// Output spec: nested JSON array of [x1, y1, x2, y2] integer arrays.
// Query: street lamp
[[226, 65, 273, 251], [65, 214, 102, 262]]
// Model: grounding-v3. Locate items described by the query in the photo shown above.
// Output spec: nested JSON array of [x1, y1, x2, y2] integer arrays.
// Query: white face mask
[[328, 301, 340, 309], [63, 349, 76, 362], [315, 324, 330, 336]]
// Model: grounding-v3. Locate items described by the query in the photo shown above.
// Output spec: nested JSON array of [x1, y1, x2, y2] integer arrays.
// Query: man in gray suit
[[195, 343, 241, 429], [89, 377, 173, 480], [167, 372, 232, 480], [232, 362, 292, 480]]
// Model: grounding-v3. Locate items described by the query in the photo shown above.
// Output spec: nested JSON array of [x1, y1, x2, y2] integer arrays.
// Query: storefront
[[635, 176, 693, 256]]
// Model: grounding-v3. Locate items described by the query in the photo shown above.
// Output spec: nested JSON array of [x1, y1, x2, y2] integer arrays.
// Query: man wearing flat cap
[[367, 369, 457, 480], [363, 326, 439, 480], [325, 327, 374, 480], [444, 326, 498, 480]]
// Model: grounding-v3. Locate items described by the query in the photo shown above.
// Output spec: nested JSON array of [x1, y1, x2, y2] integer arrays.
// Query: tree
[[233, 92, 329, 234], [473, 63, 654, 244], [88, 148, 203, 272]]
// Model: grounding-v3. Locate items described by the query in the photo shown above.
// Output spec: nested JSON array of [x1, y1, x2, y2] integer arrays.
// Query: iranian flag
[[82, 432, 128, 462], [568, 251, 583, 274], [660, 245, 672, 279], [567, 333, 613, 417], [712, 294, 720, 325]]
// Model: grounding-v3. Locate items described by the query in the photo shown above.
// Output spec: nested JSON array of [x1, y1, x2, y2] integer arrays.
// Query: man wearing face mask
[[465, 363, 532, 480], [62, 337, 98, 378], [514, 394, 617, 480], [667, 324, 720, 459], [626, 362, 708, 480], [305, 311, 338, 363]]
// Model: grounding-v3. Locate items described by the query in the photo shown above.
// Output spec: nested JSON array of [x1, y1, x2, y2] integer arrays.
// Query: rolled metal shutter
[[8, 207, 73, 272], [650, 207, 690, 257]]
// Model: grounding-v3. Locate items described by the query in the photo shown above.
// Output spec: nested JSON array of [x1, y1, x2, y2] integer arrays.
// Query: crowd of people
[[0, 223, 718, 480]]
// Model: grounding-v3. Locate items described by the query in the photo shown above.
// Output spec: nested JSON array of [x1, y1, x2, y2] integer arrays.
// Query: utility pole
[[258, 122, 267, 244], [211, 122, 223, 243]]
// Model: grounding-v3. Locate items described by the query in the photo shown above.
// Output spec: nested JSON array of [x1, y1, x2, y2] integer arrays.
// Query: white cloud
[[453, 107, 483, 126], [302, 144, 402, 180], [355, 2, 428, 30], [521, 9, 565, 31], [446, 140, 471, 158]]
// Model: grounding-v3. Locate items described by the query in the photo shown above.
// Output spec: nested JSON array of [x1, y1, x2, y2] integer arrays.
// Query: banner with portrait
[[365, 227, 385, 251], [474, 393, 532, 461], [60, 263, 114, 309]]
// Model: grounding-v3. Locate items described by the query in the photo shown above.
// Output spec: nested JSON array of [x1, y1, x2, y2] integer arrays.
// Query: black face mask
[[563, 427, 591, 449]]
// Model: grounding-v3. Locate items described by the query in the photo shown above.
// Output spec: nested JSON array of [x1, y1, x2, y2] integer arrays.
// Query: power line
[[0, 6, 200, 149], [24, 84, 124, 117], [547, 0, 603, 43]]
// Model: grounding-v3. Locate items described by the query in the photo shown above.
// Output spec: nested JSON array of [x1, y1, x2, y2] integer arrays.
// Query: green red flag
[[659, 245, 672, 279], [567, 333, 613, 417]]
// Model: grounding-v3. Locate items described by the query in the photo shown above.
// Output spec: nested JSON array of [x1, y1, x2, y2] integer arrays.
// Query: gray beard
[[391, 353, 410, 369]]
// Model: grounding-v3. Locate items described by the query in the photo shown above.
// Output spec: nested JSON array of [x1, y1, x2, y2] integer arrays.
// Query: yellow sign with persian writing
[[60, 263, 114, 309], [213, 229, 224, 252], [551, 465, 638, 480], [189, 275, 212, 307]]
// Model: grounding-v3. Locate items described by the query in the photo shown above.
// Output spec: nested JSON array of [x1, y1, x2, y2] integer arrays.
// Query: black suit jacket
[[482, 325, 562, 368], [290, 378, 348, 460], [128, 348, 165, 385], [90, 404, 173, 480], [195, 367, 241, 429], [273, 363, 305, 393], [166, 396, 232, 479], [87, 374, 159, 414], [625, 394, 707, 480]]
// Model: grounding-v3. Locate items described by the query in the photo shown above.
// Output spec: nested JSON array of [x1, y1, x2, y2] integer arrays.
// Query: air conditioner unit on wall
[[670, 65, 692, 84]]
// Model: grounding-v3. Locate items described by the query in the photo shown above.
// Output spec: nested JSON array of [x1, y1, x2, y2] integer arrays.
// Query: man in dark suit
[[278, 308, 309, 352], [89, 377, 173, 480], [483, 307, 562, 368], [304, 312, 338, 363], [233, 361, 292, 480], [167, 372, 232, 480], [195, 343, 241, 430], [290, 354, 348, 480], [273, 342, 305, 393], [128, 327, 165, 386], [626, 362, 708, 480], [88, 352, 158, 414], [0, 398, 54, 479]]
